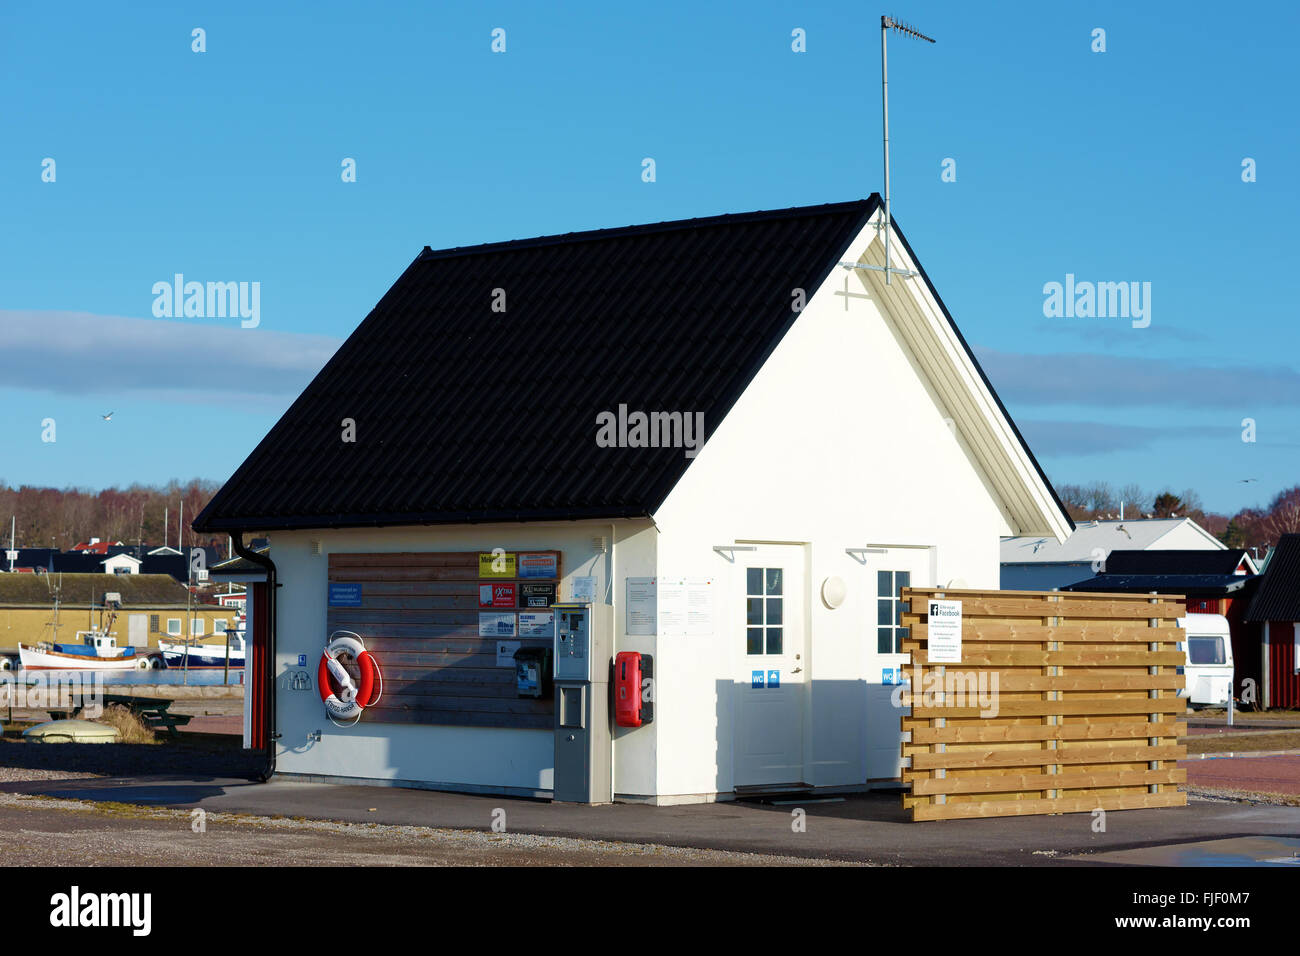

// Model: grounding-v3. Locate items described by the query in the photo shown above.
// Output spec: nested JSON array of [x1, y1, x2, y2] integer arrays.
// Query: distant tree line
[[3, 477, 1297, 560], [1053, 481, 1300, 554], [0, 479, 223, 552]]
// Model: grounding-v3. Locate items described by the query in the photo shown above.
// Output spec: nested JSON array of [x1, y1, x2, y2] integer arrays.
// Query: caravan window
[[1187, 636, 1225, 665]]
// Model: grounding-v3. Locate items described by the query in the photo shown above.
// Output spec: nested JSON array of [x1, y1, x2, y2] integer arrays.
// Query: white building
[[195, 197, 1071, 803], [1001, 517, 1231, 591], [100, 553, 142, 575]]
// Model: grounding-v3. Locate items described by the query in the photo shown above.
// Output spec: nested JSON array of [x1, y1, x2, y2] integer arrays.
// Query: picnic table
[[48, 693, 193, 738]]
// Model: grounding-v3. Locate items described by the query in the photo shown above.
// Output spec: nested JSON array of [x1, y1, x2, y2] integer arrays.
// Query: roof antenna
[[879, 15, 935, 285]]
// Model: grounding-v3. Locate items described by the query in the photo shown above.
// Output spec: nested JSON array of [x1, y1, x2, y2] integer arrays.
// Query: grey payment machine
[[551, 601, 612, 804]]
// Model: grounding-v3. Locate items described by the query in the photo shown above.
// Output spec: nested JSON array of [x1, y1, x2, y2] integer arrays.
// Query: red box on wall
[[614, 651, 653, 727]]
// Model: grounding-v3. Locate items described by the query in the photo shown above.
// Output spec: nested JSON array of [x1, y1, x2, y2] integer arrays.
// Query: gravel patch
[[0, 766, 105, 783], [1186, 786, 1300, 808], [0, 791, 861, 866]]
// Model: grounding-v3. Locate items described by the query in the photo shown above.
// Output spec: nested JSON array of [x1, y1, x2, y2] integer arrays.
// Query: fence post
[[1044, 592, 1060, 803], [1148, 592, 1160, 794]]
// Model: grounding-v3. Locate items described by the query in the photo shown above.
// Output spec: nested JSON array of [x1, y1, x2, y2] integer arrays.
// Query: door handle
[[791, 667, 803, 674]]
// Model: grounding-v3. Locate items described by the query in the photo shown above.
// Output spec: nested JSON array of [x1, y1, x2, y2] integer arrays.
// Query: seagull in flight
[[1238, 478, 1257, 483], [101, 412, 114, 422]]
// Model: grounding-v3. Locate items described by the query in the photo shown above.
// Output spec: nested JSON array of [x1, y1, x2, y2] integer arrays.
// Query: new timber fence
[[899, 588, 1187, 821]]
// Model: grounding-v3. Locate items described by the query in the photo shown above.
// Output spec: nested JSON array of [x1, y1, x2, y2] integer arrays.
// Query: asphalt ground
[[0, 779, 840, 867], [1, 766, 1298, 865]]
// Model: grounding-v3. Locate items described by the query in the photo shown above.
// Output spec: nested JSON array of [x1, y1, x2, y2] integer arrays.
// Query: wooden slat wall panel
[[326, 550, 561, 729], [899, 587, 1188, 821]]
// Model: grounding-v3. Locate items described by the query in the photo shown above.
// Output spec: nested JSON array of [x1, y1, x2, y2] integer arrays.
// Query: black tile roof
[[1102, 550, 1253, 576], [194, 197, 1066, 533], [1245, 534, 1300, 621], [1063, 573, 1257, 597]]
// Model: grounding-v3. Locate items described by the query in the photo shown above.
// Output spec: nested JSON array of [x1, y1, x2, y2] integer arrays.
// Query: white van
[[1175, 613, 1234, 708]]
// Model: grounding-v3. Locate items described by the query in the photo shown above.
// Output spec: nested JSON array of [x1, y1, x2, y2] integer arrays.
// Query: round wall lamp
[[821, 575, 847, 609]]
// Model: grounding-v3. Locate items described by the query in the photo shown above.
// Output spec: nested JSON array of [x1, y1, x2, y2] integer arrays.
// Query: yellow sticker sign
[[479, 552, 516, 578]]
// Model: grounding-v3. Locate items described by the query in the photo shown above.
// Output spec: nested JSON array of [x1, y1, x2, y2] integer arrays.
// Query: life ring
[[318, 631, 382, 725]]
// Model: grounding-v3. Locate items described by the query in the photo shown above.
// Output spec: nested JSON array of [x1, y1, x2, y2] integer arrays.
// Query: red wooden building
[[1244, 534, 1300, 710]]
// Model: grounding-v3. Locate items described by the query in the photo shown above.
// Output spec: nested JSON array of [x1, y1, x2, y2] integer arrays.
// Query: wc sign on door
[[926, 600, 963, 663]]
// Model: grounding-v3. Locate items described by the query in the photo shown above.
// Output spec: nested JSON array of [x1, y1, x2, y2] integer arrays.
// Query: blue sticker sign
[[751, 670, 765, 689], [328, 582, 363, 607], [882, 667, 896, 685], [297, 654, 307, 667], [767, 670, 780, 688]]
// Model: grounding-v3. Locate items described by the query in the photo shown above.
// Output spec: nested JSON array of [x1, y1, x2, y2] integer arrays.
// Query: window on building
[[149, 615, 159, 633], [191, 619, 205, 637], [745, 567, 784, 655], [214, 618, 227, 635], [877, 570, 911, 654], [167, 618, 181, 636]]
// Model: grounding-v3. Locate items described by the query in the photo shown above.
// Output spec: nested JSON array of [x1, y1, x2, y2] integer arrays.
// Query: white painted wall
[[648, 225, 1014, 800], [267, 519, 655, 795], [260, 220, 1051, 803], [101, 554, 140, 574]]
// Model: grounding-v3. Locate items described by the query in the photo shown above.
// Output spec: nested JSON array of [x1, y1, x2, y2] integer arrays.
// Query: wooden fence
[[327, 551, 561, 728], [899, 587, 1188, 821]]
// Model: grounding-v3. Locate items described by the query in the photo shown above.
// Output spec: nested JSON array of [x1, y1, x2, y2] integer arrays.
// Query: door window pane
[[766, 598, 783, 626], [875, 570, 911, 656], [745, 566, 792, 657]]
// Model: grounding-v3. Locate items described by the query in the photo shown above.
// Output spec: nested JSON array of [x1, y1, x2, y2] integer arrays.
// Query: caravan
[[1176, 613, 1234, 708]]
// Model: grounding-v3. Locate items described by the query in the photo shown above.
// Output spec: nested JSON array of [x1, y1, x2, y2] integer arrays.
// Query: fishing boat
[[19, 632, 151, 671], [19, 578, 156, 670], [158, 630, 245, 669]]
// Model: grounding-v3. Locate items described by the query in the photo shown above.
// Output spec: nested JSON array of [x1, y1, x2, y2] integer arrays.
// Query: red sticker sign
[[478, 582, 517, 609]]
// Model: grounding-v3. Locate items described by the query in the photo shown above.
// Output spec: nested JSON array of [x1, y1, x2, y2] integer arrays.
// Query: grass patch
[[1198, 707, 1300, 721], [1185, 730, 1300, 754], [95, 705, 159, 745]]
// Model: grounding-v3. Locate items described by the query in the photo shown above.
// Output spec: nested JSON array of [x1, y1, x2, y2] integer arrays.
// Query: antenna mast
[[879, 15, 935, 284]]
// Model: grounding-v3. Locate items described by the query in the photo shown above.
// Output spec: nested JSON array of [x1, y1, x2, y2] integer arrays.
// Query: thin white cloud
[[976, 346, 1300, 408], [0, 310, 341, 406], [1017, 419, 1200, 457]]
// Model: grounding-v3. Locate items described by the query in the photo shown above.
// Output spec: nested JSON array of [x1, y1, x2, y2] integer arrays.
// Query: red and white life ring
[[318, 631, 382, 724]]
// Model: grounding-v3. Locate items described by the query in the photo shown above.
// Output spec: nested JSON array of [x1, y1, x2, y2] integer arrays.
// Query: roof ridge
[[417, 197, 881, 262]]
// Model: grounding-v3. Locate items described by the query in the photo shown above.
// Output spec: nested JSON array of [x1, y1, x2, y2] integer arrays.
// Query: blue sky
[[2, 0, 1297, 515]]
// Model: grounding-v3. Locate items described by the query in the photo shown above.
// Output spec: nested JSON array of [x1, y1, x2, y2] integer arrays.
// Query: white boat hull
[[18, 643, 146, 671], [158, 641, 245, 668]]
